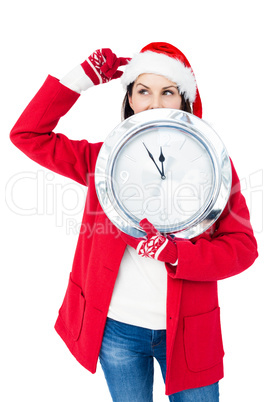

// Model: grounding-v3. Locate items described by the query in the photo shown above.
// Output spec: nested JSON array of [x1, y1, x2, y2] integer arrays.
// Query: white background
[[1, 0, 267, 401]]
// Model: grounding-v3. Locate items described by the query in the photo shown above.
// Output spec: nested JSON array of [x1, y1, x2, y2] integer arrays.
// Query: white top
[[108, 245, 167, 330]]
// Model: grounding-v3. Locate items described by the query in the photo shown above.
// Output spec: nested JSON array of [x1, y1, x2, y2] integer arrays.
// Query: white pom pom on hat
[[121, 42, 202, 118]]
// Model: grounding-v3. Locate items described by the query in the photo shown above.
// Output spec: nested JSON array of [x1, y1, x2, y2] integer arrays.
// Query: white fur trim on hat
[[121, 51, 197, 103]]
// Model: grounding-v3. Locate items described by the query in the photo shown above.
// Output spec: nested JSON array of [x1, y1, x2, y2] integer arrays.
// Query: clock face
[[112, 127, 214, 230], [95, 109, 231, 239]]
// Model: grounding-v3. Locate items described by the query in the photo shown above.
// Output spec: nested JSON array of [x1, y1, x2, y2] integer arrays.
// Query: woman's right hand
[[60, 48, 130, 93], [82, 48, 130, 85]]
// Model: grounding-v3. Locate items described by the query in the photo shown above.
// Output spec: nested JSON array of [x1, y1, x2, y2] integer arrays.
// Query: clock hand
[[142, 142, 166, 179], [159, 146, 166, 178]]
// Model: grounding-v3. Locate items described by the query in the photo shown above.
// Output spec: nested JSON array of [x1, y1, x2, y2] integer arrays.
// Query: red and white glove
[[60, 48, 130, 93], [121, 219, 178, 266]]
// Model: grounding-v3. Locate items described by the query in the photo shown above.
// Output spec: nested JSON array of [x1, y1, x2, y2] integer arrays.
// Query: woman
[[10, 42, 258, 401]]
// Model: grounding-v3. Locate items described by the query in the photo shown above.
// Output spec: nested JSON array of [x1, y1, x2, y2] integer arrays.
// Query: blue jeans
[[99, 318, 219, 401]]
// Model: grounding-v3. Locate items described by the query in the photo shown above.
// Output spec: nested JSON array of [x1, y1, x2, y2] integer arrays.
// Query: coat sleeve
[[10, 75, 102, 186], [166, 160, 258, 281]]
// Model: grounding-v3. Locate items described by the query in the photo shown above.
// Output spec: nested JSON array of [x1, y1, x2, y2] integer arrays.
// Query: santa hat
[[121, 42, 202, 118]]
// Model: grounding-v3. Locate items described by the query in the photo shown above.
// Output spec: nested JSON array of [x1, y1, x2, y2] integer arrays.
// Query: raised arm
[[10, 48, 130, 186]]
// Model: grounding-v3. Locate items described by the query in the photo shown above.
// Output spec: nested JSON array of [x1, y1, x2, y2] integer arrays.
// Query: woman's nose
[[149, 95, 162, 109]]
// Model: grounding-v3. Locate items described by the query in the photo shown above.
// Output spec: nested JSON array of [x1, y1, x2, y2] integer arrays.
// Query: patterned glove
[[121, 219, 178, 265], [60, 48, 130, 93], [81, 48, 130, 85]]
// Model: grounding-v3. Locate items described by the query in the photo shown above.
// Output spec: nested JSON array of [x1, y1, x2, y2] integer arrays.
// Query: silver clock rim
[[95, 109, 232, 239]]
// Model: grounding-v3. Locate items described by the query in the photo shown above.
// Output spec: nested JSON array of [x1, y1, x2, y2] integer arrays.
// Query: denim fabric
[[99, 318, 219, 401]]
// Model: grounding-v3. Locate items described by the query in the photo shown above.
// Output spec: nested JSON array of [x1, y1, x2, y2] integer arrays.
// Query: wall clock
[[95, 109, 231, 239]]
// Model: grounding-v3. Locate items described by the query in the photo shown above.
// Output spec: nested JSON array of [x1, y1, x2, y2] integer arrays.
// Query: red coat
[[10, 75, 258, 395]]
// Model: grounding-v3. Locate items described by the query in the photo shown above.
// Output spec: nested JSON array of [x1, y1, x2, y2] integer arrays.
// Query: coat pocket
[[184, 307, 224, 372], [59, 274, 86, 341]]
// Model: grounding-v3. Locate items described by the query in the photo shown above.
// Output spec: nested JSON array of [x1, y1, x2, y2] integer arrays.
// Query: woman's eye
[[163, 90, 174, 96], [138, 89, 149, 95]]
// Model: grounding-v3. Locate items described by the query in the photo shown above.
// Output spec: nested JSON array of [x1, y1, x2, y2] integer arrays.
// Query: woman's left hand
[[120, 219, 178, 265]]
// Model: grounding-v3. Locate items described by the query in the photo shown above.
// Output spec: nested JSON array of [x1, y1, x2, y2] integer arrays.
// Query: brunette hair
[[121, 82, 192, 120]]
